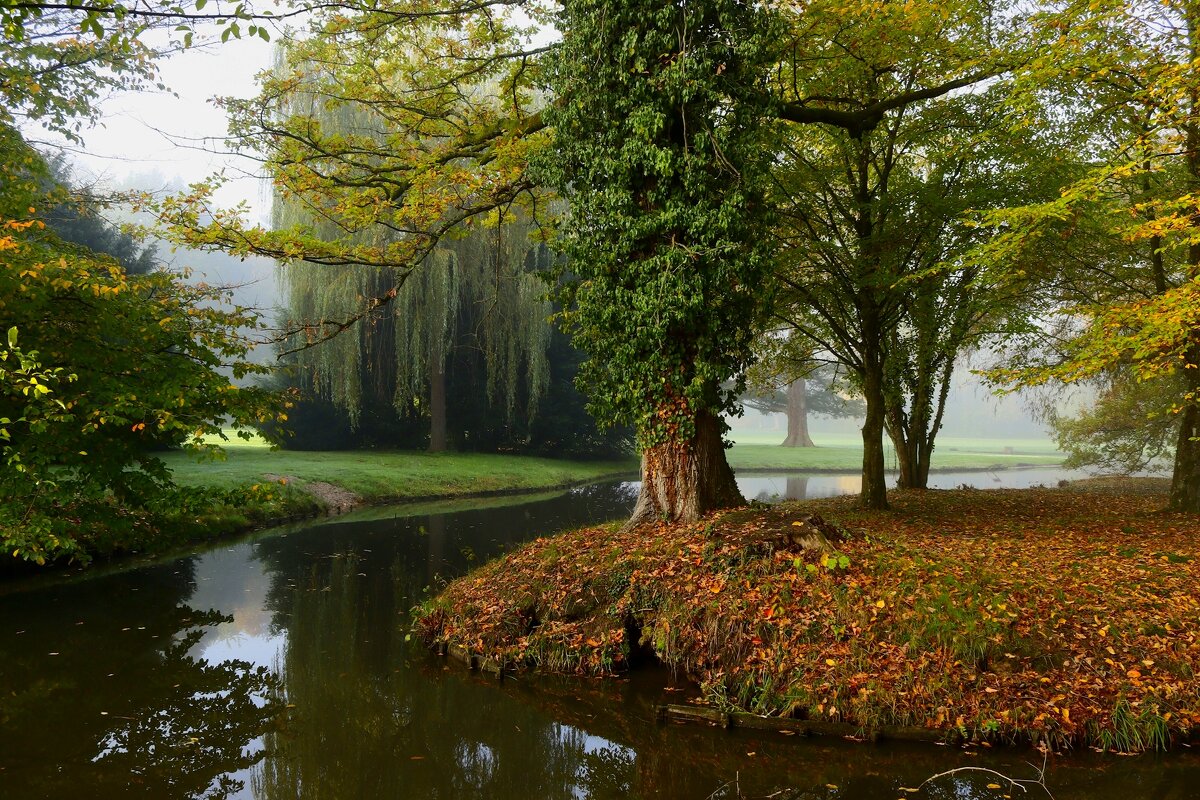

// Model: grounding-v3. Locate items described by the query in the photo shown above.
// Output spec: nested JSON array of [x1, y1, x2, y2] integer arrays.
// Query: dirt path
[[263, 474, 361, 513]]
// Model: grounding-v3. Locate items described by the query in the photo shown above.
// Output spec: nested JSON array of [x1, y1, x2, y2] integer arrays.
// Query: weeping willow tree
[[278, 217, 551, 451], [270, 48, 550, 452]]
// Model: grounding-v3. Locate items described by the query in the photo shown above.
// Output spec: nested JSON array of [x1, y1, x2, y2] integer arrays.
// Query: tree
[[765, 0, 1046, 506], [278, 214, 552, 453], [157, 0, 548, 322], [0, 197, 280, 564], [979, 0, 1200, 511], [155, 0, 1031, 524], [742, 344, 864, 448], [538, 0, 779, 526], [38, 156, 158, 274], [1047, 374, 1181, 474]]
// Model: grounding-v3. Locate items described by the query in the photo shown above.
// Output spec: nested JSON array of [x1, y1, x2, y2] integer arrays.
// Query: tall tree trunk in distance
[[626, 410, 745, 529], [780, 379, 816, 447], [428, 354, 447, 453]]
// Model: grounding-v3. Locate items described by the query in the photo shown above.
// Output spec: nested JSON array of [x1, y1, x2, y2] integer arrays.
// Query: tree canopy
[[13, 0, 1200, 525]]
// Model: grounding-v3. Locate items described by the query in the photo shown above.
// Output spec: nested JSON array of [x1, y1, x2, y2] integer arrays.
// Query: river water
[[1, 471, 1196, 799]]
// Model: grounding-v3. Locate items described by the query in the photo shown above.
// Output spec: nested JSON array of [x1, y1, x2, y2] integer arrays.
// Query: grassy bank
[[727, 433, 1063, 471], [416, 482, 1200, 752], [163, 437, 635, 502], [150, 436, 635, 547], [12, 438, 637, 568]]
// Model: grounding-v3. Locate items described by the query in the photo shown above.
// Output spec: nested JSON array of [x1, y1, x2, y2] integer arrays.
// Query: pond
[[1, 474, 1195, 799]]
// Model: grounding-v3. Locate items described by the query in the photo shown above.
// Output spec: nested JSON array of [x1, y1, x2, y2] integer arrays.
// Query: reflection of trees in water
[[752, 476, 810, 504], [245, 487, 649, 798], [786, 476, 809, 500], [0, 560, 281, 800], [577, 742, 636, 799], [90, 612, 281, 799], [251, 550, 589, 799]]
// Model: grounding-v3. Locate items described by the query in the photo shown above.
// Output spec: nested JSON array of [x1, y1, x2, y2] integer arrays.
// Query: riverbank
[[1, 448, 637, 573], [415, 481, 1200, 752], [161, 450, 634, 542]]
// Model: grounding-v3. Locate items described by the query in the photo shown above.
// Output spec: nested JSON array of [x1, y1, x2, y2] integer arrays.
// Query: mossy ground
[[417, 483, 1200, 752]]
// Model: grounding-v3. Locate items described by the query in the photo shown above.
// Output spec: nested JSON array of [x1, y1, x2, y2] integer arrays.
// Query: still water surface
[[1, 471, 1196, 799]]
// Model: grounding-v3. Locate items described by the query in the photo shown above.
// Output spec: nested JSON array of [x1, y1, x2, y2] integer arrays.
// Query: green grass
[[161, 436, 637, 503], [727, 433, 1063, 471]]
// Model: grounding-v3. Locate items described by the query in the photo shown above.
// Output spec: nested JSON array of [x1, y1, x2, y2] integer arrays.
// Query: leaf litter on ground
[[416, 483, 1200, 752]]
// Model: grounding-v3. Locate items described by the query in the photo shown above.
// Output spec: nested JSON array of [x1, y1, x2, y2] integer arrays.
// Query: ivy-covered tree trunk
[[542, 0, 778, 527], [780, 380, 815, 447], [628, 409, 744, 527], [1175, 16, 1200, 514]]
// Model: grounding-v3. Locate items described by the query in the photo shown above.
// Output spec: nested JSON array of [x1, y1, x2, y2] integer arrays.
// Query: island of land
[[416, 478, 1200, 753]]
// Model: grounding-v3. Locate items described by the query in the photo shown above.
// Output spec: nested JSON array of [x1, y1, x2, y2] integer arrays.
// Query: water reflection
[[1, 478, 1196, 800], [0, 561, 281, 799], [740, 467, 1081, 503]]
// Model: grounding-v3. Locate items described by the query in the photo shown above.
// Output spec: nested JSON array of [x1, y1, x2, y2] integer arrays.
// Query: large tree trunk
[[428, 354, 447, 453], [1171, 342, 1200, 512], [1177, 14, 1200, 513], [626, 410, 745, 529], [860, 358, 890, 510], [1172, 402, 1200, 512], [780, 379, 816, 447], [889, 426, 918, 490]]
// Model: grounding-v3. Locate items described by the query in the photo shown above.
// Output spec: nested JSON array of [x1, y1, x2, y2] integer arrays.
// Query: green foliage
[[277, 216, 552, 436], [975, 1, 1200, 506], [1049, 373, 1182, 474], [157, 0, 546, 281], [0, 211, 282, 565], [0, 8, 160, 139], [539, 0, 780, 448], [41, 156, 157, 274]]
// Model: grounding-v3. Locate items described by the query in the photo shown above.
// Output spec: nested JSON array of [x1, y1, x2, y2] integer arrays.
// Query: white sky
[[63, 29, 277, 224]]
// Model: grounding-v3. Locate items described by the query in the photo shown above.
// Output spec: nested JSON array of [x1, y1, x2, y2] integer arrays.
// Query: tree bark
[[890, 427, 918, 490], [428, 354, 447, 453], [1171, 336, 1200, 512], [780, 379, 816, 447], [860, 358, 890, 510], [1170, 400, 1200, 512], [1175, 10, 1200, 512], [626, 410, 745, 529]]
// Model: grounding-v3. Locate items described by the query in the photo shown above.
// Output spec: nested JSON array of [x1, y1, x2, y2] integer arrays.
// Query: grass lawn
[[161, 433, 636, 502], [727, 432, 1063, 471], [418, 483, 1200, 752]]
